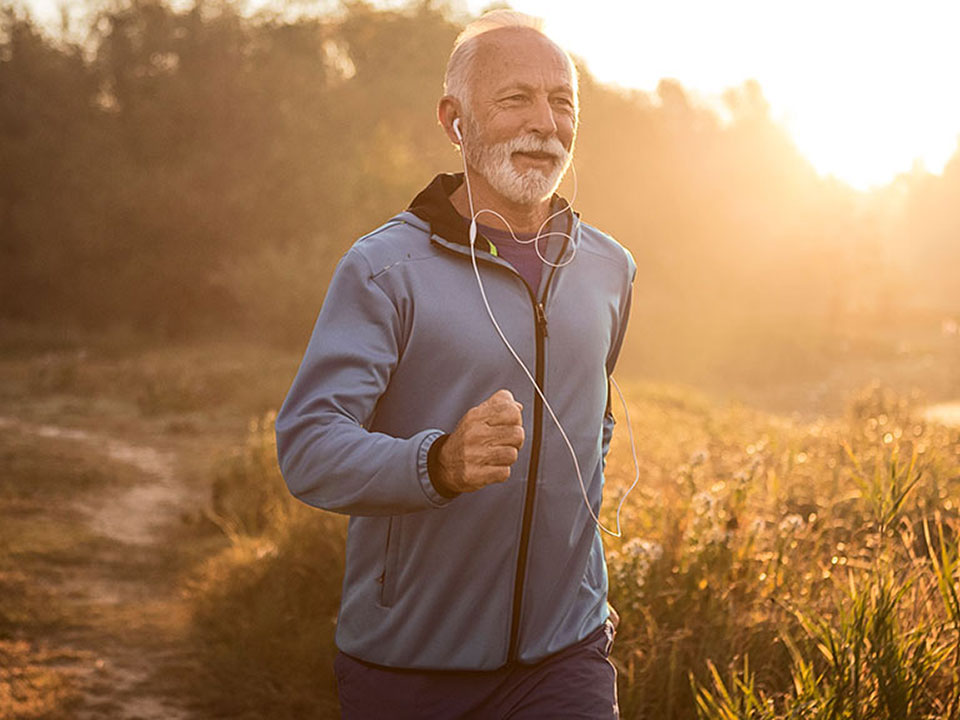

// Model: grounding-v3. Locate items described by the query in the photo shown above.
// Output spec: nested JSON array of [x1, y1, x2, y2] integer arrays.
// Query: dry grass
[[1, 326, 957, 719], [184, 382, 960, 719]]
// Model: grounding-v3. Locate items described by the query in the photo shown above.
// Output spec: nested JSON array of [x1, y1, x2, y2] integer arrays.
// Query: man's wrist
[[427, 434, 459, 498]]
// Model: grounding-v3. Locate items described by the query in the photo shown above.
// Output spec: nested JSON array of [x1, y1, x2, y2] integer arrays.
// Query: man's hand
[[435, 389, 525, 494]]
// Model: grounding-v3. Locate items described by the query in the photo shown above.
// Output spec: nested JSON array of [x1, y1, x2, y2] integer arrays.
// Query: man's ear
[[438, 97, 462, 146]]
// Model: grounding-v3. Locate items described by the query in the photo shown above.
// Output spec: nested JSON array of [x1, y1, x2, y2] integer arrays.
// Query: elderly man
[[276, 10, 635, 719]]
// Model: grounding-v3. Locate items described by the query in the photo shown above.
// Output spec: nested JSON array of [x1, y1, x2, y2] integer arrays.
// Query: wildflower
[[691, 491, 715, 516], [622, 538, 663, 563], [703, 525, 731, 545], [778, 514, 804, 534], [614, 539, 663, 592]]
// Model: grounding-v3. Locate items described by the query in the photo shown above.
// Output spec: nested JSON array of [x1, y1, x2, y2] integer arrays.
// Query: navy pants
[[334, 620, 619, 719]]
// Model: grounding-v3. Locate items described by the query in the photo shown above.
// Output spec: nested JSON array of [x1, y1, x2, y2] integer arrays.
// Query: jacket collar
[[407, 173, 577, 250], [407, 173, 472, 246]]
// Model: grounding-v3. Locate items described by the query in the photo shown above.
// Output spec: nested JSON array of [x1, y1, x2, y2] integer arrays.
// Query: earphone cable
[[457, 130, 639, 537]]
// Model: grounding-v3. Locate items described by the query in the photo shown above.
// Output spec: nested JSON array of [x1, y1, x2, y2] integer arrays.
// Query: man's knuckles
[[483, 404, 523, 427], [465, 442, 517, 463], [483, 391, 522, 413], [484, 466, 511, 484], [486, 428, 523, 452], [493, 446, 520, 466], [504, 426, 524, 447], [463, 464, 510, 487]]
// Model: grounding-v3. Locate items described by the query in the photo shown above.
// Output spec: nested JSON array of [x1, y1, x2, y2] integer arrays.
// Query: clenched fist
[[433, 389, 525, 494]]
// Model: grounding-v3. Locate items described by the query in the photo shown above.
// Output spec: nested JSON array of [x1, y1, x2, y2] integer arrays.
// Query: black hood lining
[[407, 173, 576, 249], [407, 173, 472, 246]]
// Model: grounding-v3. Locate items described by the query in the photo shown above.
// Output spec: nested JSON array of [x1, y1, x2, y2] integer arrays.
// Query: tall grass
[[187, 385, 960, 719], [684, 389, 960, 720], [693, 469, 959, 719], [186, 413, 347, 720]]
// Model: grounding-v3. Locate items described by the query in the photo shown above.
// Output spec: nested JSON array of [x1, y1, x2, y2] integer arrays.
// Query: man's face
[[460, 28, 578, 206]]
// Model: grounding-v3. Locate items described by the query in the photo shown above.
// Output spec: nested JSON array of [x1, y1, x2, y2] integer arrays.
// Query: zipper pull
[[536, 302, 549, 337]]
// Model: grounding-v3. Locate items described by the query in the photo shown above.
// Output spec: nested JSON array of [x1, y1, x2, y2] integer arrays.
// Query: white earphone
[[452, 114, 640, 538]]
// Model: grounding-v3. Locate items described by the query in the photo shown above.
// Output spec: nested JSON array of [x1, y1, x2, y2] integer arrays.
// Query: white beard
[[462, 118, 572, 205]]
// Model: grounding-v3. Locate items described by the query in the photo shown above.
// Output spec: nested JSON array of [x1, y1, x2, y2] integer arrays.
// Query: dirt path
[[0, 414, 211, 720]]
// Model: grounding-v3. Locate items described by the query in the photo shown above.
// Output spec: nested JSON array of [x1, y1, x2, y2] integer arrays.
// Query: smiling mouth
[[513, 151, 557, 163]]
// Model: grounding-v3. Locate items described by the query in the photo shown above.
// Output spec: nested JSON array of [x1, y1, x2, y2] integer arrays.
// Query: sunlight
[[19, 0, 960, 189], [467, 0, 960, 190]]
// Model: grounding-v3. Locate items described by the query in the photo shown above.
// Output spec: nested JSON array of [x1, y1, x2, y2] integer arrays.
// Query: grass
[[1, 325, 957, 718], [0, 433, 120, 632], [605, 383, 960, 720], [0, 331, 276, 720], [0, 320, 303, 426], [184, 381, 960, 719], [0, 428, 122, 720], [0, 640, 85, 720], [183, 413, 346, 719]]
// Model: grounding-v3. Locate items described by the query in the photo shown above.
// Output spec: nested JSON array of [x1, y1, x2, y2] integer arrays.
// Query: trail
[[0, 415, 202, 720]]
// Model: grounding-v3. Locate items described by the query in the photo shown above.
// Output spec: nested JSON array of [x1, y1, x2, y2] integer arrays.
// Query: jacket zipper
[[378, 516, 400, 607], [429, 226, 570, 665], [507, 262, 561, 663]]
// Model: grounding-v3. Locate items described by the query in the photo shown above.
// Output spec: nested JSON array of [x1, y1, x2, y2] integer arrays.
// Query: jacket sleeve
[[601, 270, 634, 466], [275, 247, 454, 516]]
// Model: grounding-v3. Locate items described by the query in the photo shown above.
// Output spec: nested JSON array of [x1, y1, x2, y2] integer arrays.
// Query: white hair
[[443, 9, 578, 111]]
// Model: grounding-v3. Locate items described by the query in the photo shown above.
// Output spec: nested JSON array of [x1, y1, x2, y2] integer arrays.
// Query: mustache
[[501, 133, 569, 161]]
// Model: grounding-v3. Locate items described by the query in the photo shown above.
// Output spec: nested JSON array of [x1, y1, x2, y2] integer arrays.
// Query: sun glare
[[22, 0, 960, 189], [471, 0, 960, 191]]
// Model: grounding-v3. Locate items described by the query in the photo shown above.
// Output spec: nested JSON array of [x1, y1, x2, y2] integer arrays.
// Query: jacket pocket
[[379, 516, 401, 607]]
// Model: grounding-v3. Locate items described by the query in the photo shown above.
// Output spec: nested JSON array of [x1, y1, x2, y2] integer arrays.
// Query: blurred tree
[[897, 140, 960, 311], [0, 7, 114, 325], [1, 0, 958, 364]]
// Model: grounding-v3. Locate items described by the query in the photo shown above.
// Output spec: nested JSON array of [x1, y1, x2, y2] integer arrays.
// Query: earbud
[[452, 117, 463, 142]]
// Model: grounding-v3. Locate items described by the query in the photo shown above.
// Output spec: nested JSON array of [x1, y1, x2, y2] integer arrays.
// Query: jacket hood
[[407, 173, 472, 246], [407, 172, 577, 249]]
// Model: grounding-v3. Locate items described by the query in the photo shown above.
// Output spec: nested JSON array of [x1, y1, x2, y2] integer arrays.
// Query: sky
[[460, 0, 960, 191], [19, 0, 960, 190]]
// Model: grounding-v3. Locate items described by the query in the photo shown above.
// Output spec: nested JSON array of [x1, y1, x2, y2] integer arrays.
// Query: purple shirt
[[472, 221, 544, 294]]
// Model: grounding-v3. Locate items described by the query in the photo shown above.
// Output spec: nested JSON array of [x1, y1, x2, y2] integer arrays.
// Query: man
[[275, 10, 635, 718]]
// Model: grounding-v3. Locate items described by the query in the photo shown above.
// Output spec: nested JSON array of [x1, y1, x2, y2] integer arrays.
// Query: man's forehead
[[471, 27, 575, 91]]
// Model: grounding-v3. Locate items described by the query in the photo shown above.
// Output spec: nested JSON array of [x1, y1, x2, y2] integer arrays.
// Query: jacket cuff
[[418, 431, 458, 506], [426, 434, 461, 499]]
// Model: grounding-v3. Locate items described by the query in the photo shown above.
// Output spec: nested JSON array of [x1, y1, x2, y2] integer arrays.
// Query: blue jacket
[[276, 174, 635, 670]]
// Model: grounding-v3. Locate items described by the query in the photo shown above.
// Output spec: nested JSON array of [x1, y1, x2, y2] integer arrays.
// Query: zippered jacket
[[275, 173, 636, 670]]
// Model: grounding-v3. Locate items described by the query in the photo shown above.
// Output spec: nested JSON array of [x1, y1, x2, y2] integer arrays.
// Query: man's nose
[[526, 96, 558, 136]]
